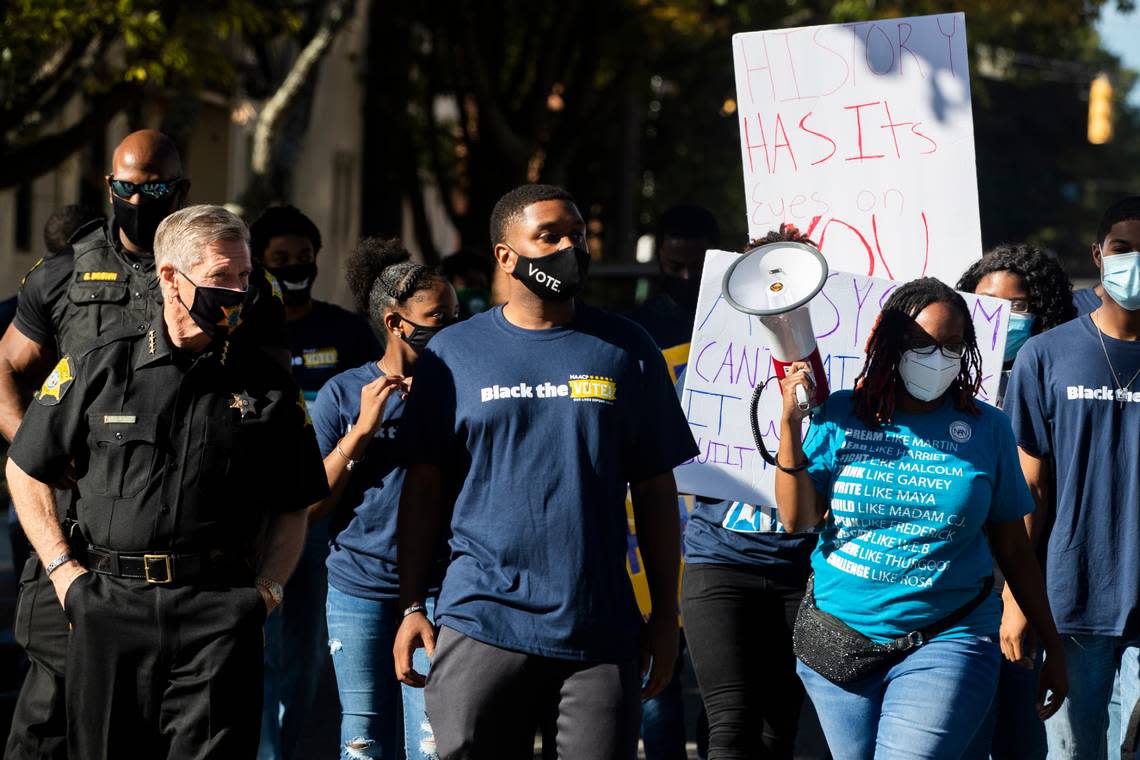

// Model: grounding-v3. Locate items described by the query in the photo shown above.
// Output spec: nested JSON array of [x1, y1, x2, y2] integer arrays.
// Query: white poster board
[[674, 250, 1010, 506], [732, 13, 981, 284]]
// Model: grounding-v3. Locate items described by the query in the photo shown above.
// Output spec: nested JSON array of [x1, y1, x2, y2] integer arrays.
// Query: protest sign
[[674, 250, 1010, 505], [732, 12, 980, 284]]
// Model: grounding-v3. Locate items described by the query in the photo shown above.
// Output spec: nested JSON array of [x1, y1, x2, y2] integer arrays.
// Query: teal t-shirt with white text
[[803, 391, 1033, 642]]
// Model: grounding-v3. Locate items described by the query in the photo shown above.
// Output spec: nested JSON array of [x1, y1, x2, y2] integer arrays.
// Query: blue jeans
[[259, 521, 331, 760], [326, 585, 436, 759], [797, 636, 1001, 760], [1046, 634, 1140, 760], [961, 651, 1047, 760]]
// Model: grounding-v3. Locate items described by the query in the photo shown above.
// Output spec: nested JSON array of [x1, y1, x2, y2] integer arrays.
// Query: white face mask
[[897, 349, 960, 402]]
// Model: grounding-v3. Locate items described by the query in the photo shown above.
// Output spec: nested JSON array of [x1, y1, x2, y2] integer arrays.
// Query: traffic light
[[1088, 73, 1114, 145]]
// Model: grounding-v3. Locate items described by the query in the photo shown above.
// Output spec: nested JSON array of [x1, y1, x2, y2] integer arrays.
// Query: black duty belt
[[84, 546, 235, 584]]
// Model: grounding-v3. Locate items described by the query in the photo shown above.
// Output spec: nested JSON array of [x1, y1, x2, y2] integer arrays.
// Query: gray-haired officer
[[6, 205, 327, 759], [0, 130, 288, 760]]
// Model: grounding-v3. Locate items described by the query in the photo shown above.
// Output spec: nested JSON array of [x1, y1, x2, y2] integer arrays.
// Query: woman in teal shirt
[[774, 278, 1067, 760]]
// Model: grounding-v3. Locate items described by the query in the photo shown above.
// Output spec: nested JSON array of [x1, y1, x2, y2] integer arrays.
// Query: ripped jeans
[[326, 585, 437, 760]]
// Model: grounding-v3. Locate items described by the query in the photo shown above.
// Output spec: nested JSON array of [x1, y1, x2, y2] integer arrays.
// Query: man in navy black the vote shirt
[[248, 205, 380, 760], [1004, 196, 1140, 758], [393, 184, 699, 760]]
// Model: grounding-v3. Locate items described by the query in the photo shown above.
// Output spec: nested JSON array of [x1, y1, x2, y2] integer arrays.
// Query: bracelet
[[44, 554, 74, 576], [255, 576, 284, 607], [775, 458, 810, 474], [403, 603, 428, 619], [335, 440, 362, 471]]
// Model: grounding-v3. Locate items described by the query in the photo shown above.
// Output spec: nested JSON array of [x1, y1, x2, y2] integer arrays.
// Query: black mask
[[510, 245, 590, 302], [266, 262, 317, 306], [662, 275, 701, 313], [112, 194, 177, 252], [177, 271, 248, 340], [398, 316, 455, 354]]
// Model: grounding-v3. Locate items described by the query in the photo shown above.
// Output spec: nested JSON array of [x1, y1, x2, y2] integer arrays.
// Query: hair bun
[[346, 237, 411, 314]]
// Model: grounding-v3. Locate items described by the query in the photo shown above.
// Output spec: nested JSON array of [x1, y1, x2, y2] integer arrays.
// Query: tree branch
[[249, 0, 354, 175], [0, 81, 142, 189]]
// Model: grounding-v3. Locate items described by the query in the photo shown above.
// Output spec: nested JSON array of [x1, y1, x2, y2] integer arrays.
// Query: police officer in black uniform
[[0, 130, 286, 760], [6, 205, 328, 760]]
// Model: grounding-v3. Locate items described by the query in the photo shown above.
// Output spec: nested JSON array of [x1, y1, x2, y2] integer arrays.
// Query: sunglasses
[[107, 176, 184, 200], [901, 335, 966, 360]]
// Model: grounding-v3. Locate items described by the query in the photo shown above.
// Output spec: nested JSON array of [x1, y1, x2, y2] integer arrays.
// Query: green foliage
[[0, 0, 297, 111]]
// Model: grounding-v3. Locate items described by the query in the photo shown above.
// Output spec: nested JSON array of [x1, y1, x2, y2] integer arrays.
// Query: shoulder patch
[[20, 258, 44, 290], [37, 356, 76, 406], [264, 271, 285, 304]]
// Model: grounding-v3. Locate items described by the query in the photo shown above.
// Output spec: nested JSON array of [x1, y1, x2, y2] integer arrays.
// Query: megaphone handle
[[794, 384, 810, 412]]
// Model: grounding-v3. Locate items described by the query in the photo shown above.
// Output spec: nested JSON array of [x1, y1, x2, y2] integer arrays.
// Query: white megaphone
[[722, 241, 831, 414]]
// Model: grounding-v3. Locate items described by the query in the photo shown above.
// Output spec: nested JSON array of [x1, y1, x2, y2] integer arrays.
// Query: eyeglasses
[[901, 335, 966, 359], [107, 176, 183, 200], [1007, 299, 1033, 314]]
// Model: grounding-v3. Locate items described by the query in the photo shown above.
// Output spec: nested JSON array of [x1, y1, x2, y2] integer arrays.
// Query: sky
[[1097, 3, 1140, 105]]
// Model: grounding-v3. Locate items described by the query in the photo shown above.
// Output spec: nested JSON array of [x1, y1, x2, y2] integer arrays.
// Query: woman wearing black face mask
[[307, 238, 457, 760]]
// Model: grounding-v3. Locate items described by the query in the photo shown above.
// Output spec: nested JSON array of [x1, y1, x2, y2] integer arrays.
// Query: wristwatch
[[255, 576, 284, 607]]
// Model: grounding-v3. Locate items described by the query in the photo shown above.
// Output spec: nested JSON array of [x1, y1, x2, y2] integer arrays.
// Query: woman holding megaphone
[[773, 278, 1068, 760]]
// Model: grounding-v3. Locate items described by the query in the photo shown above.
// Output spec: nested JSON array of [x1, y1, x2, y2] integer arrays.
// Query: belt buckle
[[143, 554, 173, 584]]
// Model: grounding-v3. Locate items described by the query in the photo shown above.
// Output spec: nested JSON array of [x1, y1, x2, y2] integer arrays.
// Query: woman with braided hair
[[307, 237, 458, 759], [774, 278, 1068, 759]]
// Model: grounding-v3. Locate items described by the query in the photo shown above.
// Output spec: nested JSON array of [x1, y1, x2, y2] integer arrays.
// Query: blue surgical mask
[[1004, 312, 1036, 363], [1102, 251, 1140, 311]]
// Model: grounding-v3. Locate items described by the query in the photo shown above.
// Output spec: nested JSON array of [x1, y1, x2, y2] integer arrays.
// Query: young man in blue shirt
[[393, 184, 698, 759], [1005, 196, 1140, 758], [249, 205, 380, 760]]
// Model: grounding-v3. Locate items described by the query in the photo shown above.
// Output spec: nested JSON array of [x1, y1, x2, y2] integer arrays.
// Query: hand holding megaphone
[[778, 361, 815, 425]]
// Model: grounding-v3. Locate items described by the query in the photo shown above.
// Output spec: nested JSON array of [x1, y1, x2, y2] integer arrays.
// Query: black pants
[[5, 558, 69, 760], [63, 572, 266, 760], [681, 563, 807, 760], [425, 627, 641, 760]]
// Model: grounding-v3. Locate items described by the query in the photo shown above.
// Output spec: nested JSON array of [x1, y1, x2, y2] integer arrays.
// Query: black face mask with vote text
[[509, 245, 590, 302]]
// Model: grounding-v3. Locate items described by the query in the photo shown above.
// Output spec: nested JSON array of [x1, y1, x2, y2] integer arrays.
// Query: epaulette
[[65, 217, 107, 246], [72, 323, 148, 361], [70, 225, 115, 262]]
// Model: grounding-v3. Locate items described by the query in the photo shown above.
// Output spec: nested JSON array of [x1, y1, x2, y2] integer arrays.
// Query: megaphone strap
[[749, 382, 811, 473]]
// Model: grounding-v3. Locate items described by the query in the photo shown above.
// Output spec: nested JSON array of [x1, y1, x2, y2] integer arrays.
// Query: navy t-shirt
[[1006, 316, 1140, 637], [312, 361, 432, 600], [398, 304, 699, 663], [288, 301, 381, 399], [1072, 287, 1101, 316]]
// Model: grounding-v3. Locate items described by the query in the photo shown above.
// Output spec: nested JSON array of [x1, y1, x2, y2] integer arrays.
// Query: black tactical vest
[[57, 227, 161, 357]]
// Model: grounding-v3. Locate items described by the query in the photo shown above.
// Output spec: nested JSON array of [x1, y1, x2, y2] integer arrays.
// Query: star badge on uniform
[[37, 356, 75, 406], [229, 391, 258, 419], [217, 304, 244, 332]]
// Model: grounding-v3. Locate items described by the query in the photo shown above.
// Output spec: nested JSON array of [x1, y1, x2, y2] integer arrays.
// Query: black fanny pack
[[792, 574, 995, 685]]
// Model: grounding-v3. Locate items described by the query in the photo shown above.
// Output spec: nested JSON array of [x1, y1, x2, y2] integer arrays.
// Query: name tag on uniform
[[103, 415, 137, 424], [78, 272, 126, 283]]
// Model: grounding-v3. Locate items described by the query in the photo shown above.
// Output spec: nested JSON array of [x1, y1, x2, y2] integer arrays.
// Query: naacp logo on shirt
[[948, 420, 972, 443], [37, 356, 75, 406], [480, 374, 618, 405]]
